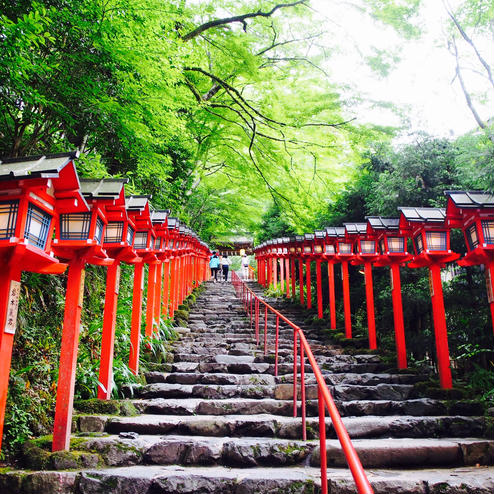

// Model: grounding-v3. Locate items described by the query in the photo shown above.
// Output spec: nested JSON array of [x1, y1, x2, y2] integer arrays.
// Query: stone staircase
[[2, 279, 493, 493]]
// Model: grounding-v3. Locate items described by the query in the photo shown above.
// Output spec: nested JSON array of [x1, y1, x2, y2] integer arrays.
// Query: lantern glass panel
[[325, 244, 335, 254], [414, 233, 424, 254], [283, 247, 288, 254], [303, 245, 312, 253], [94, 217, 104, 244], [60, 212, 91, 240], [278, 247, 283, 254], [134, 231, 148, 249], [289, 246, 295, 253], [104, 221, 124, 243], [24, 203, 51, 249], [465, 223, 478, 250], [360, 240, 375, 254], [126, 225, 135, 245], [425, 231, 447, 251], [0, 200, 19, 239], [481, 220, 494, 244], [297, 247, 302, 253], [378, 239, 385, 254], [387, 236, 405, 253], [338, 242, 352, 254], [314, 244, 323, 254]]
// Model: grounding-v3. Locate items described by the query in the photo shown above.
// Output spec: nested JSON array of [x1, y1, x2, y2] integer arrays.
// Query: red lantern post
[[52, 172, 120, 451], [288, 238, 297, 298], [302, 234, 314, 309], [323, 228, 337, 330], [345, 223, 380, 350], [367, 217, 411, 370], [313, 231, 326, 319], [125, 196, 157, 374], [445, 191, 494, 334], [79, 179, 139, 400], [399, 207, 460, 389], [0, 153, 85, 452], [282, 237, 291, 297], [327, 227, 354, 338], [295, 236, 305, 305]]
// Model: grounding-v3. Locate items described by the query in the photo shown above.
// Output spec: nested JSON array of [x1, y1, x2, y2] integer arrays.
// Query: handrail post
[[263, 302, 268, 355], [293, 329, 298, 418], [255, 299, 259, 344], [318, 386, 328, 494], [300, 339, 307, 441], [262, 305, 266, 347], [275, 315, 279, 377]]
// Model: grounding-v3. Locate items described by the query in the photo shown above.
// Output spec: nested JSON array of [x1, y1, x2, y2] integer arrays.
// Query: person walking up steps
[[221, 254, 231, 282], [241, 253, 250, 279], [209, 252, 220, 283]]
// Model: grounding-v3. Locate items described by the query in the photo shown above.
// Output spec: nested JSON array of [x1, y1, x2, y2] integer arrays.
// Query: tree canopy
[[0, 0, 492, 241]]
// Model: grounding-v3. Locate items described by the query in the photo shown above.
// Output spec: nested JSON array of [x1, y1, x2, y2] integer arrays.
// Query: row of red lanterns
[[254, 191, 494, 390], [0, 152, 211, 453]]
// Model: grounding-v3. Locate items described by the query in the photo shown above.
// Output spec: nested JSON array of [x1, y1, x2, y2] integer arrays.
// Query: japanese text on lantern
[[4, 280, 21, 335]]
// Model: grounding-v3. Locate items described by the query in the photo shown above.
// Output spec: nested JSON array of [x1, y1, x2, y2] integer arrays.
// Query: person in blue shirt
[[209, 252, 220, 283]]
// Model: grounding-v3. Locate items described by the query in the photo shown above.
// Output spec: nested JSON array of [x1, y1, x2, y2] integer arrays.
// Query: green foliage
[[4, 263, 180, 460]]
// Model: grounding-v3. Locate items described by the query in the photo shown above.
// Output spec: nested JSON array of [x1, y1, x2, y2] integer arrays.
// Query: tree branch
[[182, 1, 308, 41]]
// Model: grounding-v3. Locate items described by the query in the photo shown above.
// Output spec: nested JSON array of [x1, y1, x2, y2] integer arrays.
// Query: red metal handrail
[[231, 270, 374, 494]]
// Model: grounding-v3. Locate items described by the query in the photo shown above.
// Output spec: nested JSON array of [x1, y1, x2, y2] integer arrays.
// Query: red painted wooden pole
[[145, 263, 157, 337], [364, 263, 377, 350], [97, 262, 121, 399], [0, 264, 21, 451], [280, 256, 285, 292], [129, 262, 144, 376], [487, 261, 494, 336], [316, 260, 323, 318], [429, 264, 453, 389], [305, 260, 312, 309], [153, 261, 163, 335], [299, 258, 304, 305], [341, 260, 351, 338], [162, 260, 169, 318], [390, 263, 408, 369], [291, 259, 296, 299], [285, 259, 290, 297], [168, 258, 175, 317], [273, 257, 278, 289], [53, 259, 86, 451], [328, 262, 336, 330], [267, 258, 272, 286]]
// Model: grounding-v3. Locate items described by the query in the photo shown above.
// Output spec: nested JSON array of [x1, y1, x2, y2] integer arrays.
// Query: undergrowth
[[2, 264, 182, 461]]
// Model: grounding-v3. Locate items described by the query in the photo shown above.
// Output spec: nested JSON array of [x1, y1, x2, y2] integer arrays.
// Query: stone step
[[77, 413, 488, 440], [20, 463, 491, 494], [132, 397, 481, 418], [168, 360, 393, 375], [136, 381, 416, 401], [145, 371, 420, 387], [72, 434, 494, 469]]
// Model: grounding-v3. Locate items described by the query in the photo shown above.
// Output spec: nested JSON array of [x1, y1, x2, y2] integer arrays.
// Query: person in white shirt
[[221, 254, 231, 282], [241, 254, 250, 279]]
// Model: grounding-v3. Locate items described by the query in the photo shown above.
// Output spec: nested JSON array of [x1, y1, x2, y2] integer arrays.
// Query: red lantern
[[76, 180, 137, 401], [0, 152, 84, 452], [323, 228, 338, 330], [367, 217, 411, 370], [399, 207, 459, 389], [445, 190, 494, 335], [345, 222, 379, 349], [313, 231, 326, 319], [328, 227, 353, 338], [125, 196, 156, 377]]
